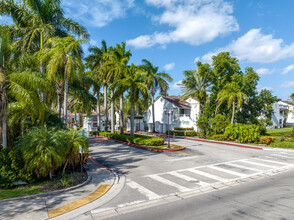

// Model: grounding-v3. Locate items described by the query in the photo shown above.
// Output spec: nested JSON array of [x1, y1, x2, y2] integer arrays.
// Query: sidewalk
[[0, 139, 120, 220]]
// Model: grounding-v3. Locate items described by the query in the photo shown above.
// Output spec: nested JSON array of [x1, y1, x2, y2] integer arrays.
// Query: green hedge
[[224, 124, 260, 143], [89, 131, 164, 146], [209, 134, 225, 141], [174, 127, 194, 131], [167, 131, 198, 137]]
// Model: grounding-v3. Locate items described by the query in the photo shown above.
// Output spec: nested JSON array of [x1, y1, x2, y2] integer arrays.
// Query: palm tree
[[21, 126, 64, 180], [115, 64, 149, 136], [0, 0, 88, 55], [216, 83, 248, 124], [141, 59, 172, 133], [180, 64, 212, 115], [105, 42, 132, 134], [41, 36, 85, 128], [85, 40, 110, 131]]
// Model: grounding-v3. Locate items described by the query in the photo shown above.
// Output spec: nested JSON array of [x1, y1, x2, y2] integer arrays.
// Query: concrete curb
[[89, 135, 186, 152]]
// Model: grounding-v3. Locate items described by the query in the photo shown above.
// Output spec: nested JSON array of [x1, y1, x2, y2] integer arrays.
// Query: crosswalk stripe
[[241, 160, 278, 168], [169, 172, 209, 187], [148, 175, 190, 192], [224, 162, 263, 172], [207, 165, 247, 178], [187, 169, 228, 182], [255, 158, 290, 165], [126, 181, 161, 200]]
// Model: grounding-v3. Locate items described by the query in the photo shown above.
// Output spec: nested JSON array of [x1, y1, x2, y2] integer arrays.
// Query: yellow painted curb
[[48, 184, 111, 218]]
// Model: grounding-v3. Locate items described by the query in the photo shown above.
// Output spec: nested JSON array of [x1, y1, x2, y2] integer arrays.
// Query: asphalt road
[[88, 138, 294, 219], [106, 169, 294, 220]]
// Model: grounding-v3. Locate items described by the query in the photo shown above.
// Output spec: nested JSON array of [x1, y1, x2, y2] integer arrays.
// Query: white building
[[270, 101, 294, 128], [145, 96, 200, 133]]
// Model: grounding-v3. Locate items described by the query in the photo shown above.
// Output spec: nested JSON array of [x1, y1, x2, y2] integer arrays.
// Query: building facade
[[145, 96, 200, 133], [270, 101, 294, 128]]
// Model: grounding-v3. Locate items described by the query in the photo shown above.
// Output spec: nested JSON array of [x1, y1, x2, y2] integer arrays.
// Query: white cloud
[[280, 81, 294, 88], [62, 0, 134, 27], [256, 68, 274, 76], [127, 0, 239, 48], [257, 85, 274, 92], [170, 80, 182, 91], [201, 29, 294, 63], [164, 63, 175, 71], [282, 64, 294, 74]]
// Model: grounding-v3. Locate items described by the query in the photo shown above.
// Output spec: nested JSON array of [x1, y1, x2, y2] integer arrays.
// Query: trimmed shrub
[[211, 114, 229, 134], [224, 124, 260, 143], [260, 136, 274, 145], [92, 132, 164, 146], [210, 134, 225, 141], [174, 127, 194, 131], [168, 131, 198, 137]]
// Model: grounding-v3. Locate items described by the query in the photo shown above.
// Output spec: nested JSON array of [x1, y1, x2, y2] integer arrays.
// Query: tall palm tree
[[115, 64, 149, 136], [180, 67, 212, 115], [216, 82, 248, 124], [0, 0, 88, 55], [41, 36, 85, 128], [141, 59, 172, 133], [85, 40, 110, 131], [105, 42, 132, 134]]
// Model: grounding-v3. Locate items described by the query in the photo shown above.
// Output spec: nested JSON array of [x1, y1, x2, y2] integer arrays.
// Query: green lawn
[[0, 186, 43, 200], [145, 144, 183, 150], [266, 126, 293, 136]]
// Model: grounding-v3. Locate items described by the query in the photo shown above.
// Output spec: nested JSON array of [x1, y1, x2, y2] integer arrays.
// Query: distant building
[[270, 101, 294, 128], [145, 96, 200, 133]]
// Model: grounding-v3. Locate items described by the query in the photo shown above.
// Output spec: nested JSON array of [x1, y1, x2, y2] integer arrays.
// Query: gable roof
[[162, 96, 190, 109], [281, 101, 294, 106]]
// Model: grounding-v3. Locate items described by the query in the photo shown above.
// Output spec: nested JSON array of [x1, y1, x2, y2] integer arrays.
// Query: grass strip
[[0, 186, 43, 200]]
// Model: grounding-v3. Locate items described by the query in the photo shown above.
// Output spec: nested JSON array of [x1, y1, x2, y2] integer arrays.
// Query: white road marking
[[241, 160, 278, 168], [207, 165, 247, 178], [165, 156, 199, 162], [169, 172, 209, 187], [255, 158, 291, 165], [187, 169, 228, 182], [148, 175, 190, 192], [224, 162, 263, 172], [271, 154, 294, 159], [126, 181, 161, 200]]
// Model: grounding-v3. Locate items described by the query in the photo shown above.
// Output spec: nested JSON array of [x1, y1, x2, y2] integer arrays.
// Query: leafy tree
[[141, 59, 172, 133], [216, 81, 248, 124]]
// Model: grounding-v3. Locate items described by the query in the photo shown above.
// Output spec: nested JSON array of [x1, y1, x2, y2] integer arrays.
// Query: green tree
[[180, 61, 212, 115], [141, 59, 172, 133], [41, 36, 85, 128], [115, 64, 149, 136], [216, 82, 248, 124]]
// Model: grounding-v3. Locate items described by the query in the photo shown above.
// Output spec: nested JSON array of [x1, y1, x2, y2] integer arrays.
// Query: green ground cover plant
[[224, 124, 260, 143]]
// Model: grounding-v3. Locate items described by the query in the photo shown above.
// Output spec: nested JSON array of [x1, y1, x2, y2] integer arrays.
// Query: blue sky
[[1, 0, 294, 100]]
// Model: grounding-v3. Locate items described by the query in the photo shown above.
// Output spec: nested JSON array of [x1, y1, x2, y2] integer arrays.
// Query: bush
[[168, 131, 198, 137], [224, 124, 260, 143], [210, 134, 225, 141], [211, 114, 228, 134], [174, 127, 194, 131], [260, 136, 274, 145], [93, 132, 164, 146]]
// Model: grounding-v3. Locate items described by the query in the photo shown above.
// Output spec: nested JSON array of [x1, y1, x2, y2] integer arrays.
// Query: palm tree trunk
[[120, 94, 124, 135], [130, 100, 135, 136], [57, 84, 62, 118], [111, 89, 115, 133], [151, 89, 155, 133], [63, 69, 68, 129], [1, 64, 7, 149], [231, 101, 235, 124], [104, 85, 108, 131], [96, 91, 101, 131]]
